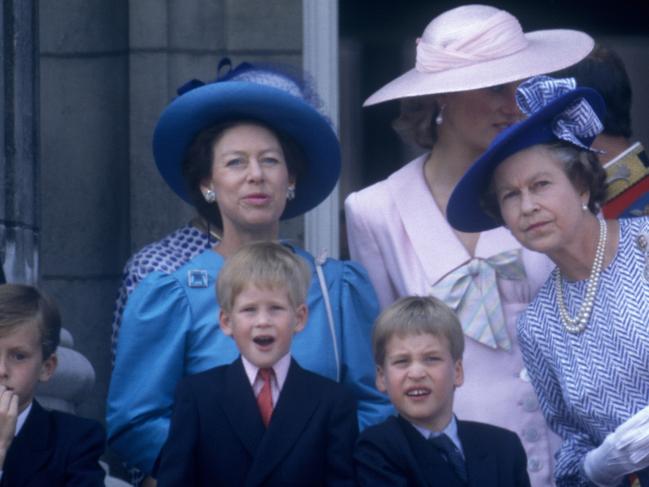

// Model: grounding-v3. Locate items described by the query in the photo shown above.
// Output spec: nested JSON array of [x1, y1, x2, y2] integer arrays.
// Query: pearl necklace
[[555, 218, 607, 334]]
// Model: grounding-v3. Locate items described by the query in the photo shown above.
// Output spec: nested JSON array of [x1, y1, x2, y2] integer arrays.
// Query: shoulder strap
[[314, 250, 341, 382]]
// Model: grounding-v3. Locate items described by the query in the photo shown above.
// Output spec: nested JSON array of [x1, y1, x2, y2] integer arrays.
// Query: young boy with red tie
[[156, 242, 358, 486], [354, 296, 530, 487]]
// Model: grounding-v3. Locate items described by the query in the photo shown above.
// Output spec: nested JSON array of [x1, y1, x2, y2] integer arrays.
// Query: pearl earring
[[435, 105, 446, 126], [287, 185, 296, 201], [204, 189, 216, 203], [582, 203, 588, 212]]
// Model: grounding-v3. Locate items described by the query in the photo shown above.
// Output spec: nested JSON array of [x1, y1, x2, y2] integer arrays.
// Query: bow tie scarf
[[430, 249, 527, 350]]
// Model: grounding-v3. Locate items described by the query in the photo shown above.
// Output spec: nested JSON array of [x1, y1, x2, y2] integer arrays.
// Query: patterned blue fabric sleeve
[[107, 272, 191, 475], [334, 259, 394, 429], [517, 315, 594, 487]]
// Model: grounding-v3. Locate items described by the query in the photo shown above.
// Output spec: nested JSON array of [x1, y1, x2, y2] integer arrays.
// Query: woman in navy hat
[[106, 61, 391, 479], [447, 75, 649, 487]]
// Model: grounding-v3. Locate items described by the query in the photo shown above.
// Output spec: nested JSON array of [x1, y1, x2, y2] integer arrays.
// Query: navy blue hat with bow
[[447, 75, 606, 233]]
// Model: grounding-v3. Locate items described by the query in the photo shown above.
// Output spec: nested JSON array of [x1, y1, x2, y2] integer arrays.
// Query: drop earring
[[204, 189, 216, 203], [435, 105, 446, 125], [582, 203, 588, 212], [287, 185, 296, 201]]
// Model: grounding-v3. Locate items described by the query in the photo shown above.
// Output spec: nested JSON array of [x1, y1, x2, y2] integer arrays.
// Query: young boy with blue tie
[[354, 296, 530, 487], [156, 242, 358, 486], [0, 284, 105, 486]]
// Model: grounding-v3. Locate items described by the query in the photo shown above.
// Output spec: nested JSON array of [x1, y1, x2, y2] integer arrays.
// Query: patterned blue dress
[[518, 217, 649, 486]]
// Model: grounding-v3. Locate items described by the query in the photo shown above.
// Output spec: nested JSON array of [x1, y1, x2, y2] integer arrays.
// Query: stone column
[[303, 0, 340, 258], [1, 0, 40, 284]]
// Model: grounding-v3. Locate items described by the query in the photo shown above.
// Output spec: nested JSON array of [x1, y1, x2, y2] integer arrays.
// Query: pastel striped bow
[[431, 249, 526, 350]]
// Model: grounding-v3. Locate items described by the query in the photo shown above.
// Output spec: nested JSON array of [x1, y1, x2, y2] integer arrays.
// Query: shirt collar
[[409, 415, 464, 457], [241, 353, 291, 391], [15, 401, 32, 437]]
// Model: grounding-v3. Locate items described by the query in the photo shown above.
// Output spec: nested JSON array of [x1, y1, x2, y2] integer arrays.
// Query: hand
[[584, 404, 649, 487], [0, 386, 18, 468]]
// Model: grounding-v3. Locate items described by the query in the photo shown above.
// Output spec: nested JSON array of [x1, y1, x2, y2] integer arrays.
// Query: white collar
[[241, 353, 291, 391], [410, 415, 464, 457], [15, 402, 32, 437]]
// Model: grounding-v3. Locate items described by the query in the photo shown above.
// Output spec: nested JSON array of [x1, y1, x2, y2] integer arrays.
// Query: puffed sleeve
[[106, 272, 192, 475], [334, 260, 394, 429], [345, 192, 398, 309], [110, 254, 149, 364], [518, 315, 595, 487]]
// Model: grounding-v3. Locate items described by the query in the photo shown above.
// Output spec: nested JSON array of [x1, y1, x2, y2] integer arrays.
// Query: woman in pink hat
[[344, 5, 593, 485]]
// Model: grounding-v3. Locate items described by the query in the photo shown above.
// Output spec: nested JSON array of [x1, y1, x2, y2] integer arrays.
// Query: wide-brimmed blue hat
[[153, 59, 341, 220], [447, 76, 606, 233]]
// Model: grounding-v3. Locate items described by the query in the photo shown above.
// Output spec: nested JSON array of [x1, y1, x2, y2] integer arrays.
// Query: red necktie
[[257, 368, 273, 427]]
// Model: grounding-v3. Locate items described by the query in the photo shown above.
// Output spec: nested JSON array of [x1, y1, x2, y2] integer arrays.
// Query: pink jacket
[[345, 155, 561, 487]]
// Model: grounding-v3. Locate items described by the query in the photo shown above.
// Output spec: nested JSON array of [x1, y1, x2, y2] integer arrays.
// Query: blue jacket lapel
[[457, 420, 497, 487], [2, 401, 52, 486], [220, 358, 266, 458], [396, 415, 459, 487]]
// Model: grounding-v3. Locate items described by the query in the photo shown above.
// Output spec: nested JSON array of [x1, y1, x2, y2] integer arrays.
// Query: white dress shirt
[[241, 353, 292, 405]]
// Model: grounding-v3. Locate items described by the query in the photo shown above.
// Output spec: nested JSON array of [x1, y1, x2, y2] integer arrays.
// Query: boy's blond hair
[[0, 284, 61, 358], [373, 296, 464, 365], [217, 242, 311, 312]]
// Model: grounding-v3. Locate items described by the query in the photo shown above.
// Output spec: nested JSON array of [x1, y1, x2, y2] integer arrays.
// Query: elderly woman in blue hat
[[107, 61, 391, 478], [447, 76, 649, 487]]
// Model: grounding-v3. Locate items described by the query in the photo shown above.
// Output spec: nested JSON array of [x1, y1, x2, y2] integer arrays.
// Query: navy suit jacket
[[157, 357, 358, 487], [354, 415, 530, 487], [1, 400, 105, 487]]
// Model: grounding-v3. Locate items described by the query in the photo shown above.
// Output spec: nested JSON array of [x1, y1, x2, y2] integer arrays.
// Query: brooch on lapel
[[637, 231, 649, 281], [187, 269, 209, 288]]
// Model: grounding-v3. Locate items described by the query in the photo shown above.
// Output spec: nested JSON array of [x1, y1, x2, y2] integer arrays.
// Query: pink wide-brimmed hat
[[364, 4, 594, 106]]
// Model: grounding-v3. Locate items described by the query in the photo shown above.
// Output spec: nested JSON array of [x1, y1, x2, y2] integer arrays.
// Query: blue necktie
[[429, 433, 468, 483]]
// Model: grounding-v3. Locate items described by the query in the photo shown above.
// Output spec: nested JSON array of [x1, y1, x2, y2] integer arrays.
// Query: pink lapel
[[387, 155, 522, 286]]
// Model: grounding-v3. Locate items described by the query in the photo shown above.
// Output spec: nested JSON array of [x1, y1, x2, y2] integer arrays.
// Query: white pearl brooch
[[555, 218, 607, 334]]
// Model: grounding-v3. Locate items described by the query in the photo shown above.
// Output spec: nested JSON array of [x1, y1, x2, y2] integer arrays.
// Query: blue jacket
[[107, 245, 391, 474], [355, 415, 530, 487], [2, 400, 105, 486]]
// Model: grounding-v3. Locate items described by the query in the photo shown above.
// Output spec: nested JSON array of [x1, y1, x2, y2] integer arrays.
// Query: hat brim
[[364, 30, 594, 106], [153, 82, 341, 220], [446, 87, 606, 233]]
